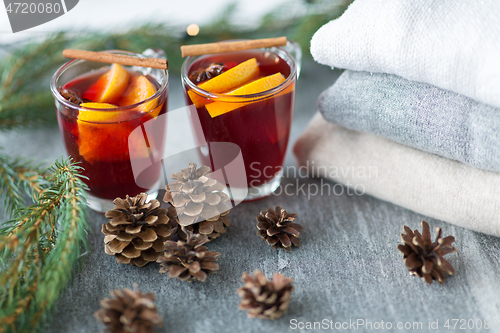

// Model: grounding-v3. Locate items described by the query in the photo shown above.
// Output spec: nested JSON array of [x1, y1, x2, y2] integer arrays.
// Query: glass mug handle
[[142, 48, 166, 60], [285, 41, 302, 79], [136, 48, 168, 82]]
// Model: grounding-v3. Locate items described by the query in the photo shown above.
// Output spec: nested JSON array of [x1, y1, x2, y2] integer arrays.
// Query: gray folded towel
[[318, 71, 500, 172]]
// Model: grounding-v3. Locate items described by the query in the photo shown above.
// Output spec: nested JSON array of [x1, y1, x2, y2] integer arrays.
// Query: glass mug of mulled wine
[[181, 41, 301, 201], [51, 49, 169, 213]]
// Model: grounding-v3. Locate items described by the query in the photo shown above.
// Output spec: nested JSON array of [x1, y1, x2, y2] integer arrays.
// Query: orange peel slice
[[77, 102, 151, 163], [83, 63, 130, 104], [188, 58, 260, 108], [117, 75, 161, 118], [205, 72, 291, 118]]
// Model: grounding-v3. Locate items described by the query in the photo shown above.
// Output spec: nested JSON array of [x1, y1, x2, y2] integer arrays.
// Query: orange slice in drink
[[118, 76, 155, 109], [77, 102, 151, 163], [118, 75, 162, 118], [83, 64, 130, 104], [205, 72, 288, 118], [78, 102, 122, 122], [188, 58, 260, 108]]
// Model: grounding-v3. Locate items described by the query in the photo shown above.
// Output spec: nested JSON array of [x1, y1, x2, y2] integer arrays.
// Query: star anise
[[58, 87, 84, 105], [189, 63, 225, 84]]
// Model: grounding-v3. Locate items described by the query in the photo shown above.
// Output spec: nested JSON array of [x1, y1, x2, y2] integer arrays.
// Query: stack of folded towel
[[293, 0, 500, 236]]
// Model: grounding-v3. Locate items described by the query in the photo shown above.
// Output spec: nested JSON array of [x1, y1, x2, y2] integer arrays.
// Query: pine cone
[[237, 270, 294, 320], [167, 206, 230, 241], [398, 220, 457, 285], [94, 285, 162, 333], [157, 232, 220, 282], [102, 193, 171, 267], [163, 163, 231, 241], [256, 206, 303, 252]]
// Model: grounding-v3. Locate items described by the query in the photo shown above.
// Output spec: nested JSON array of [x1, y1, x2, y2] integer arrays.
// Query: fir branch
[[0, 34, 105, 129], [14, 164, 47, 202], [0, 154, 24, 216], [0, 158, 90, 333], [0, 151, 48, 216]]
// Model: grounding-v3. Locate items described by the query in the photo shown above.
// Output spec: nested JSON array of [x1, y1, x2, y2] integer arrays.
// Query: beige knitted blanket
[[294, 113, 500, 237]]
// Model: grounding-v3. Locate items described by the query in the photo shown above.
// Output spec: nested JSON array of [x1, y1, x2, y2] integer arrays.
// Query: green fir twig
[[0, 155, 25, 216], [0, 153, 48, 215], [0, 158, 90, 333]]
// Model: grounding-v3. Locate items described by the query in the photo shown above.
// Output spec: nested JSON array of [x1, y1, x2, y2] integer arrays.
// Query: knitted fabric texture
[[310, 0, 500, 108], [293, 113, 500, 237], [318, 70, 500, 172]]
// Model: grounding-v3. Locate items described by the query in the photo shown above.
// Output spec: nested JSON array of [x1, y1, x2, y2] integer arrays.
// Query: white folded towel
[[293, 113, 500, 237], [310, 0, 500, 108]]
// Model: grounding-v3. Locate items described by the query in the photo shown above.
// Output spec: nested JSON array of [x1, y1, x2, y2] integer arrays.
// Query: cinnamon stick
[[181, 37, 287, 57], [62, 49, 168, 70]]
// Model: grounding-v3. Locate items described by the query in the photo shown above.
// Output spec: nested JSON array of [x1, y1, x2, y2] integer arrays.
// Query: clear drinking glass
[[51, 49, 169, 212], [181, 41, 301, 201]]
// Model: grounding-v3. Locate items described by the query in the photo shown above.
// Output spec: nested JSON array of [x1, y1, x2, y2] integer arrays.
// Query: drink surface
[[190, 50, 291, 81], [184, 50, 295, 189], [57, 67, 167, 200]]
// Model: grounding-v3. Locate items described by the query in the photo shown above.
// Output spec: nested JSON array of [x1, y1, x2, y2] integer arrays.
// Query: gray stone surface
[[2, 60, 500, 333]]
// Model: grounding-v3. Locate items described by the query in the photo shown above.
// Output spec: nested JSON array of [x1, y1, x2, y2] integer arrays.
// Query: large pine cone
[[94, 285, 162, 333], [238, 270, 294, 320], [163, 163, 231, 240], [103, 193, 171, 267], [398, 220, 457, 285], [157, 232, 220, 282], [256, 206, 303, 252]]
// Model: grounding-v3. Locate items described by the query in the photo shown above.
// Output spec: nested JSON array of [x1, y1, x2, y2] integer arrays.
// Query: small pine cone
[[94, 285, 162, 333], [157, 232, 220, 282], [256, 206, 303, 252], [237, 270, 294, 320], [102, 193, 171, 267], [398, 220, 457, 285], [163, 163, 231, 240], [167, 206, 230, 241]]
